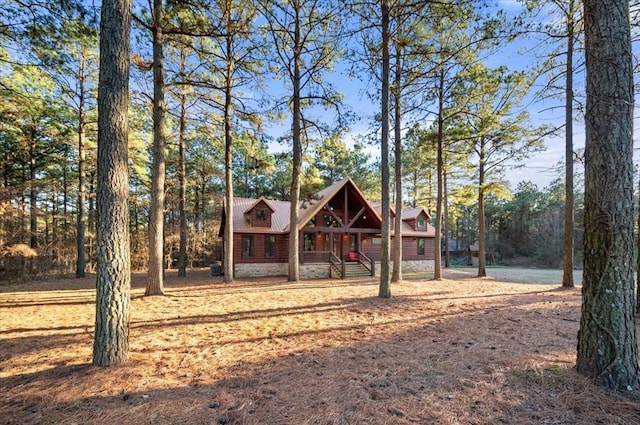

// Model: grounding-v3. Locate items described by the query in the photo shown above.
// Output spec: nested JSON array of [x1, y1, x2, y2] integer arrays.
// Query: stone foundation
[[401, 260, 435, 273], [234, 262, 287, 278], [300, 263, 331, 279], [235, 260, 433, 279]]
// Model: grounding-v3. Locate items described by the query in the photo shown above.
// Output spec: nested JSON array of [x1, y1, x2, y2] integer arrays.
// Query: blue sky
[[262, 0, 609, 192]]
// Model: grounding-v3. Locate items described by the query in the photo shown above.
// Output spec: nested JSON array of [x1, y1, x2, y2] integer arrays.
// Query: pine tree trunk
[[93, 0, 131, 367], [288, 0, 302, 282], [477, 142, 486, 278], [378, 0, 391, 298], [443, 169, 450, 268], [146, 0, 166, 296], [433, 69, 445, 280], [223, 26, 234, 283], [576, 0, 638, 390], [62, 160, 68, 242], [177, 85, 188, 278], [391, 37, 402, 284], [76, 60, 87, 278], [561, 0, 575, 288], [29, 133, 37, 249]]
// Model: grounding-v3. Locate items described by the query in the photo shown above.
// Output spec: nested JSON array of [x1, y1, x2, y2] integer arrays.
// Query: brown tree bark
[[378, 0, 391, 298], [433, 68, 445, 280], [223, 6, 235, 282], [477, 140, 486, 278], [177, 80, 188, 278], [561, 0, 576, 288], [29, 131, 37, 249], [391, 34, 402, 284], [146, 0, 166, 296], [443, 169, 450, 268], [76, 49, 88, 278], [93, 0, 132, 367], [576, 0, 639, 390], [288, 0, 302, 282]]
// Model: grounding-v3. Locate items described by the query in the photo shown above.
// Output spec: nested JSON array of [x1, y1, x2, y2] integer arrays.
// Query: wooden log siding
[[360, 236, 435, 262], [361, 235, 382, 261], [401, 236, 435, 261], [233, 233, 288, 263]]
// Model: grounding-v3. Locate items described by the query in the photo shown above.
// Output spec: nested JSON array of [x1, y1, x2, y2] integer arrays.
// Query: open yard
[[1, 268, 639, 424]]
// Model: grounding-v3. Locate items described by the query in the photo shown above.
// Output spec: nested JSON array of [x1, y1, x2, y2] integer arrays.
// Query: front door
[[331, 233, 341, 258], [349, 234, 358, 253]]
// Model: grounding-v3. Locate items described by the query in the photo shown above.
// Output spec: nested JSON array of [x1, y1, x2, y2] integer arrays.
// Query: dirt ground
[[1, 267, 638, 425]]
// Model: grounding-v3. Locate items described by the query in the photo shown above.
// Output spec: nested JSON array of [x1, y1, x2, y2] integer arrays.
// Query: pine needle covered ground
[[1, 268, 639, 424]]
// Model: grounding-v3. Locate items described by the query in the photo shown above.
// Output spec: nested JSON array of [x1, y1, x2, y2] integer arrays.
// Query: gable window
[[417, 238, 425, 256], [303, 233, 315, 251], [256, 209, 268, 221], [323, 214, 340, 227], [242, 235, 254, 257], [265, 235, 276, 258], [417, 216, 426, 229]]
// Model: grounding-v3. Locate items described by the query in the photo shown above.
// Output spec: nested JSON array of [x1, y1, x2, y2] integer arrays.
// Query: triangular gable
[[402, 207, 431, 222], [225, 178, 386, 234], [244, 196, 276, 214], [293, 177, 382, 231]]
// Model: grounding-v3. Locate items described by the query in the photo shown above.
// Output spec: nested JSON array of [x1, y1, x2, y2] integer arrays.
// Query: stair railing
[[357, 251, 375, 276], [329, 251, 344, 279]]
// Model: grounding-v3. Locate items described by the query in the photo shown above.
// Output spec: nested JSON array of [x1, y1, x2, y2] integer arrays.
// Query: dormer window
[[417, 216, 426, 228], [245, 198, 274, 228]]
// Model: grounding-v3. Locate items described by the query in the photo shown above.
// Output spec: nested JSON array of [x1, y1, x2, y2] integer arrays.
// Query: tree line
[[0, 1, 559, 280], [1, 0, 640, 390]]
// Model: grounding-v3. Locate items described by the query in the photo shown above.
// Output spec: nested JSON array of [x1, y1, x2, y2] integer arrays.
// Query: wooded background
[[1, 0, 623, 279]]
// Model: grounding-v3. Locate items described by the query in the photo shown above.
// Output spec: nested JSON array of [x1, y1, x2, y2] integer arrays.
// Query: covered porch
[[300, 229, 377, 278]]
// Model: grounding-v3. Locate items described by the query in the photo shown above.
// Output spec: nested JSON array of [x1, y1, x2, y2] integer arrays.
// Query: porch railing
[[357, 251, 375, 277], [329, 251, 344, 277]]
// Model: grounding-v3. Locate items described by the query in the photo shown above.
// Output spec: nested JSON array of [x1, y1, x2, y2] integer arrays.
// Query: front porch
[[301, 230, 377, 279]]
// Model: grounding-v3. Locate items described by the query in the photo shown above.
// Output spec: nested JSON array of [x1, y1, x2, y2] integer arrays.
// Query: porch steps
[[343, 262, 372, 278]]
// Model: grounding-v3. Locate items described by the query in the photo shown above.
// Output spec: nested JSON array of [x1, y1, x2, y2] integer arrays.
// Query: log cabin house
[[219, 177, 435, 279]]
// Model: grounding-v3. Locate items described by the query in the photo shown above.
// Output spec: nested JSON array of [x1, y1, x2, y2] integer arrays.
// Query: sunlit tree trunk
[[76, 49, 87, 278], [561, 0, 576, 288], [576, 0, 638, 390], [288, 0, 302, 282], [177, 68, 188, 278], [29, 130, 37, 249], [379, 0, 391, 298], [223, 10, 235, 282], [391, 35, 402, 284], [93, 0, 132, 367], [146, 0, 166, 296], [433, 68, 445, 280], [477, 139, 486, 278], [443, 168, 450, 268]]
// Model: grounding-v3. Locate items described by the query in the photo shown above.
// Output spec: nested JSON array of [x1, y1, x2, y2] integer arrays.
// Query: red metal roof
[[224, 178, 434, 238]]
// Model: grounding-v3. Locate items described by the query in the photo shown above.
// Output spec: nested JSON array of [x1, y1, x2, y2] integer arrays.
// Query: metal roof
[[225, 178, 434, 237]]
